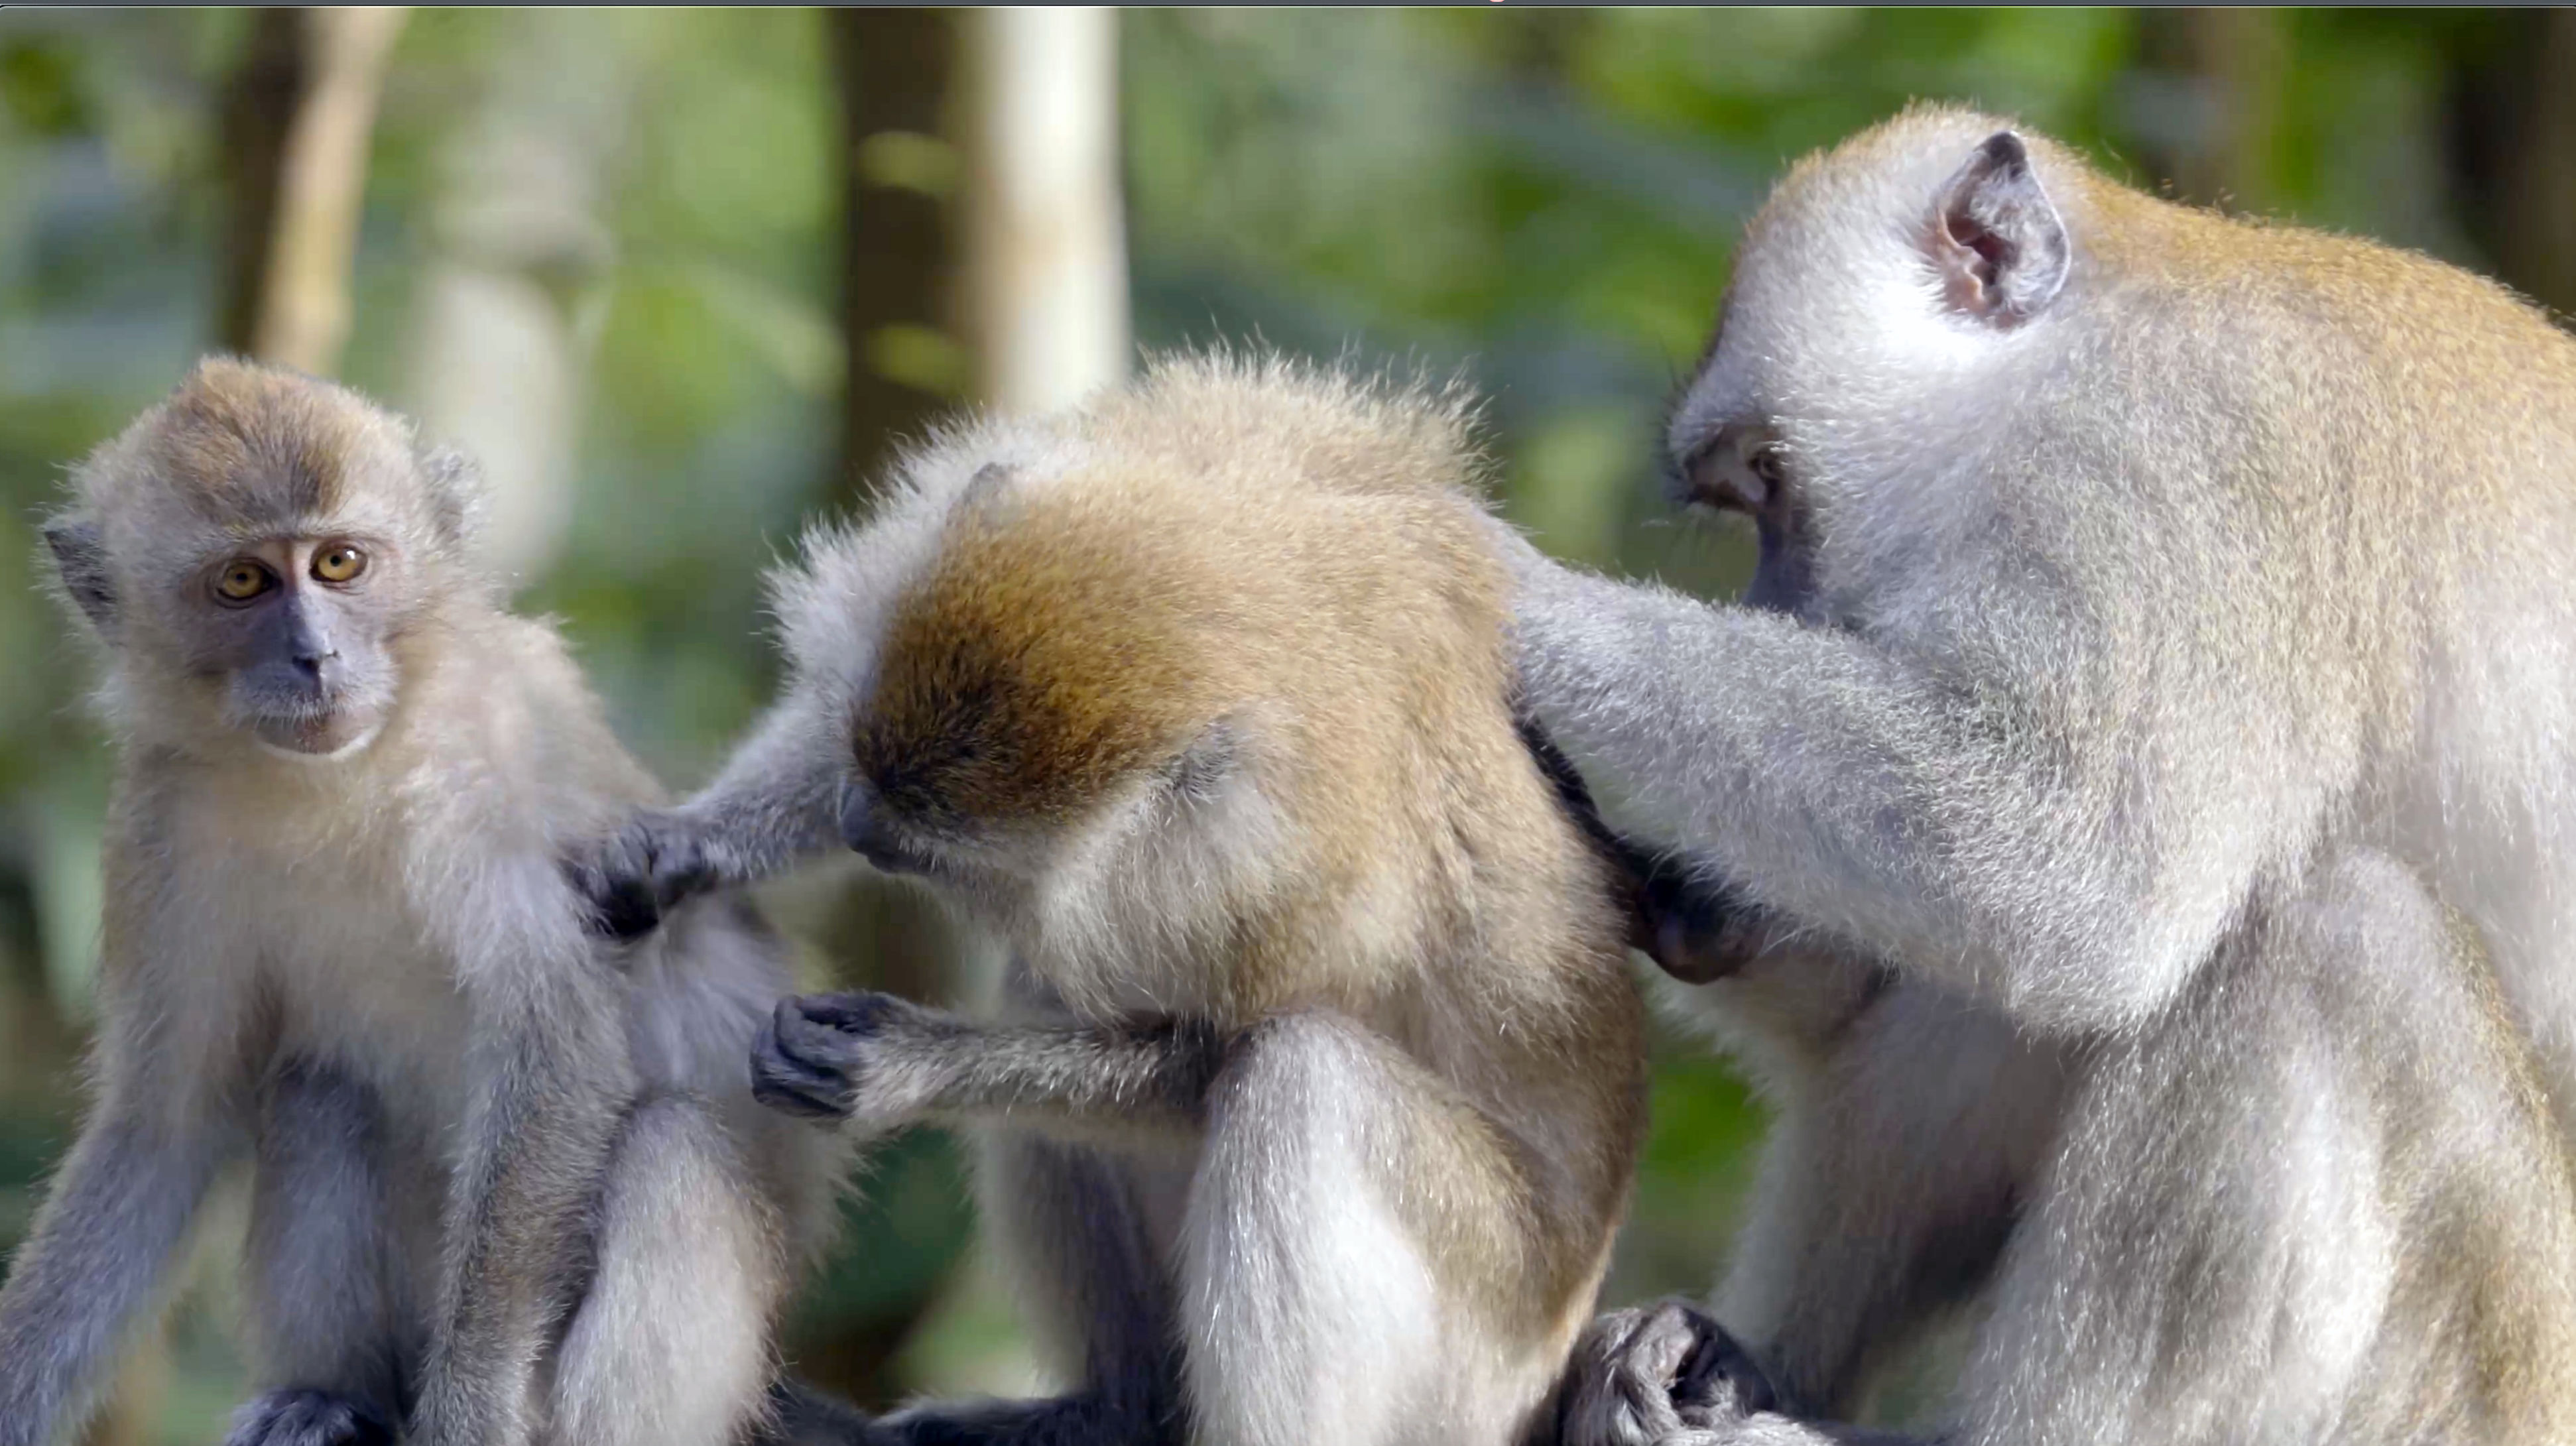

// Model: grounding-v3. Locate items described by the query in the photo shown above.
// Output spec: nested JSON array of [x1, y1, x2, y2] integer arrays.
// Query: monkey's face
[[177, 530, 410, 758], [48, 360, 473, 762], [1665, 109, 2077, 627], [1666, 417, 1819, 619]]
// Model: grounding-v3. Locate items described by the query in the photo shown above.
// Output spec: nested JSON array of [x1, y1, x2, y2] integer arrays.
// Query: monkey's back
[[855, 353, 1650, 1341]]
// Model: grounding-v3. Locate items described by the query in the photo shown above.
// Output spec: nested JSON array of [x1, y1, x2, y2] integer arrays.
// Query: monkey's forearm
[[572, 700, 851, 941], [1513, 563, 2219, 1030], [914, 1019, 1225, 1142], [685, 697, 851, 884], [0, 1113, 233, 1446], [757, 994, 1223, 1151]]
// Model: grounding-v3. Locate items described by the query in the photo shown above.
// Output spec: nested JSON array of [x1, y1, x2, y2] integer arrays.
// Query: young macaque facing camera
[[575, 354, 1649, 1446], [0, 361, 844, 1446], [1508, 107, 2576, 1445]]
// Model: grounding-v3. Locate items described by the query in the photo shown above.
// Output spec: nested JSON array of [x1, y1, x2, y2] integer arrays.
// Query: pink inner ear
[[1952, 213, 2010, 280], [1939, 209, 2016, 315]]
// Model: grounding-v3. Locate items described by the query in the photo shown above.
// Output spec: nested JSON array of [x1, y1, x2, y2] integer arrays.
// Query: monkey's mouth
[[233, 684, 389, 761], [251, 707, 385, 760]]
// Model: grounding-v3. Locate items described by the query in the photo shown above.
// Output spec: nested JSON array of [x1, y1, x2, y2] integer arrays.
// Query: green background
[[0, 7, 2565, 1439]]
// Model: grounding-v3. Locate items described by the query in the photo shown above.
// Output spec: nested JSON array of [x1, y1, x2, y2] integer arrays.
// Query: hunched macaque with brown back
[[576, 354, 1649, 1446], [1506, 106, 2576, 1445]]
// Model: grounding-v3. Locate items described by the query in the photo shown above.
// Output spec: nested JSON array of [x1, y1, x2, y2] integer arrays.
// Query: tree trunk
[[2450, 9, 2576, 319], [792, 9, 977, 1412], [828, 5, 963, 505], [217, 7, 409, 377], [958, 5, 1129, 416], [2133, 7, 2288, 214]]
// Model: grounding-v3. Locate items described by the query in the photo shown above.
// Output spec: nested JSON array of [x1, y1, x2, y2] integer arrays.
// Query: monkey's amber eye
[[312, 544, 367, 584], [214, 560, 275, 603]]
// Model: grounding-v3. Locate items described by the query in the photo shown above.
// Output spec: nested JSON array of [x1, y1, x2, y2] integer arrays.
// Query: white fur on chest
[[166, 772, 477, 1110]]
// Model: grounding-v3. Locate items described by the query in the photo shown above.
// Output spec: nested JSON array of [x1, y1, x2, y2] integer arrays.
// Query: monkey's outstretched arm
[[407, 862, 640, 1446], [568, 696, 848, 938], [750, 992, 1223, 1152], [1508, 556, 2247, 1032]]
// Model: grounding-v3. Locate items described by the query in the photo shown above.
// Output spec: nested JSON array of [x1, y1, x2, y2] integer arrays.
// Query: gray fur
[[1518, 109, 2576, 1444], [235, 1063, 420, 1437]]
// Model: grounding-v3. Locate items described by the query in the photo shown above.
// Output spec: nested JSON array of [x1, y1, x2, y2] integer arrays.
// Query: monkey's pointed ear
[[40, 517, 117, 633], [416, 444, 486, 551], [961, 461, 1013, 511], [1928, 131, 2068, 327]]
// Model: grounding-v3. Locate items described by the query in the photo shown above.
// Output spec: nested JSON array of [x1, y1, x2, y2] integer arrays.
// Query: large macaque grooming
[[0, 361, 841, 1446], [1514, 108, 2576, 1443], [581, 355, 1649, 1446]]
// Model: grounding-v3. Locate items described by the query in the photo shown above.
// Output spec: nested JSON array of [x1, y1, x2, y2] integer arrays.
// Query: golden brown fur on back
[[864, 357, 1646, 1329]]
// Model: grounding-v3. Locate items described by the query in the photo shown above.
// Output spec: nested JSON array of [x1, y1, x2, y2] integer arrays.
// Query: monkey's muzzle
[[839, 778, 928, 876]]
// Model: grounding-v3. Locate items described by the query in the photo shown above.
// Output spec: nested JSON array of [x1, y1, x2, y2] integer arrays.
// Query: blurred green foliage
[[0, 8, 2562, 1438]]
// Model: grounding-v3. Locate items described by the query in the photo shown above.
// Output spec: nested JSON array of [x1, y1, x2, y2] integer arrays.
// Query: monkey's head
[[772, 358, 1517, 1008], [42, 357, 487, 761], [1668, 105, 2082, 621], [786, 459, 1276, 987]]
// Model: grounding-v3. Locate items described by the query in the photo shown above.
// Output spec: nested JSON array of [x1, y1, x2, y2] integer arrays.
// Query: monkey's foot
[[883, 1390, 1174, 1446], [222, 1388, 397, 1446], [1558, 1300, 1778, 1446]]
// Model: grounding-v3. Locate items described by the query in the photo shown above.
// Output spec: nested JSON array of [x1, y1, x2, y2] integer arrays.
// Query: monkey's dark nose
[[290, 645, 337, 682], [839, 778, 916, 874]]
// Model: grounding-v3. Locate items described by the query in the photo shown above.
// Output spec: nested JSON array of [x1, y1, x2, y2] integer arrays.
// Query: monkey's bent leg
[[1949, 852, 2576, 1446], [229, 1063, 418, 1446], [1713, 984, 2061, 1418], [1573, 851, 2576, 1446], [1179, 1012, 1562, 1446], [409, 966, 639, 1446], [550, 1092, 788, 1446]]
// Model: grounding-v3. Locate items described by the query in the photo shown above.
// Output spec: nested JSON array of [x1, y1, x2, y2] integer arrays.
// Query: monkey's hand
[[223, 1389, 397, 1446], [562, 809, 723, 941], [1636, 859, 1774, 986], [753, 992, 954, 1128], [1558, 1300, 1777, 1446]]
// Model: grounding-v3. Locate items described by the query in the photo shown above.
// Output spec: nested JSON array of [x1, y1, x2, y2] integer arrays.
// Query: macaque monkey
[[576, 355, 1650, 1446], [1504, 106, 2576, 1444], [0, 360, 842, 1446]]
